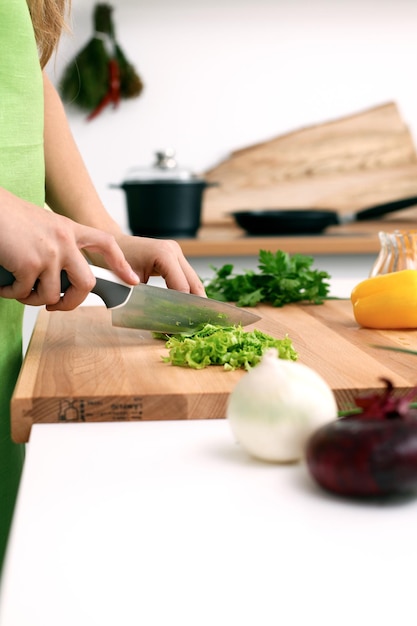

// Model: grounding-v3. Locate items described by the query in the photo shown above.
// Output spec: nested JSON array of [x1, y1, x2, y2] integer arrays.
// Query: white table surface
[[0, 419, 416, 626]]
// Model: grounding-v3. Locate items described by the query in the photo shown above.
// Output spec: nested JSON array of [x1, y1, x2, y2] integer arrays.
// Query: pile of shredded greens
[[154, 323, 298, 371]]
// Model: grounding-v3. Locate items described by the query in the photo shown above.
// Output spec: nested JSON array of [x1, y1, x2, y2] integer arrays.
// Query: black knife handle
[[0, 265, 132, 309]]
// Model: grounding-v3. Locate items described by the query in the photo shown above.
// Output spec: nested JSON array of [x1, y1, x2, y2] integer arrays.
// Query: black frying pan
[[231, 195, 417, 235]]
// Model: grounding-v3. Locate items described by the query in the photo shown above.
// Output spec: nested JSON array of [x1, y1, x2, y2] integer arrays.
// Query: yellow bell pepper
[[351, 269, 417, 329]]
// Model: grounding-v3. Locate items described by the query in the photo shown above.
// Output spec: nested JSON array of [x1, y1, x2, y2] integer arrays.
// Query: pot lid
[[124, 149, 195, 182]]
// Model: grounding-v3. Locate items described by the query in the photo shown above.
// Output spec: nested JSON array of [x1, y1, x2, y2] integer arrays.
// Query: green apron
[[0, 0, 45, 572]]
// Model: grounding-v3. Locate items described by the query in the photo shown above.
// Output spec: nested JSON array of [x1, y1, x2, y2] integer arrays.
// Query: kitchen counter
[[1, 419, 416, 626], [178, 217, 417, 257]]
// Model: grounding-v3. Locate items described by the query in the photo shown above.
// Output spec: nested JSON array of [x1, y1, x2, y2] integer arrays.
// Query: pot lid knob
[[154, 148, 178, 170], [124, 148, 194, 182]]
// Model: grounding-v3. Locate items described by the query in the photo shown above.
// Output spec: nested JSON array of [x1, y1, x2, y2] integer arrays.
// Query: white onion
[[227, 348, 338, 463]]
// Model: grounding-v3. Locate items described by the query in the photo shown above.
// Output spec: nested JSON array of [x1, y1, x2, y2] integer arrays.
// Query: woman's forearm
[[43, 71, 121, 236], [42, 72, 206, 295]]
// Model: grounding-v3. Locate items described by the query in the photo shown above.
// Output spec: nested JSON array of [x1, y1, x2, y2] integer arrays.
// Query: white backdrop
[[47, 0, 417, 232]]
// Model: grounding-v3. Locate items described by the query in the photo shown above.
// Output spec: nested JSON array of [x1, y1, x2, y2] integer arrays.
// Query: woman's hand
[[115, 234, 206, 296], [0, 188, 138, 311]]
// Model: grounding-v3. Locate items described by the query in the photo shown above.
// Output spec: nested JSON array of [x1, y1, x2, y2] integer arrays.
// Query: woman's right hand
[[0, 188, 139, 311]]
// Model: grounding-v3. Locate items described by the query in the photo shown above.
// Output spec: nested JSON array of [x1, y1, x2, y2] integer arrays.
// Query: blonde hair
[[26, 0, 71, 68]]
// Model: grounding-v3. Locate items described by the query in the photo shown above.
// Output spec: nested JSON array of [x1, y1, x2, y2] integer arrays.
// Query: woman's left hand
[[115, 234, 206, 296]]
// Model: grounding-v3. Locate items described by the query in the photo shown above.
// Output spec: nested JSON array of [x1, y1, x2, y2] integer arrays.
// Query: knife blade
[[0, 264, 260, 333]]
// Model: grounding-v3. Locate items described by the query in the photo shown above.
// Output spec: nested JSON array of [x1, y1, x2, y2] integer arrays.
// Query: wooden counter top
[[178, 217, 417, 257]]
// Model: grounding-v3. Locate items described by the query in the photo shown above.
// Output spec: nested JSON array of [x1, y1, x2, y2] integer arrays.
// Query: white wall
[[47, 0, 417, 232]]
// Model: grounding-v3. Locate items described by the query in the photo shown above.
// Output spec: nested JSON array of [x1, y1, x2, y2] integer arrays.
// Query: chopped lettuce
[[154, 323, 298, 370]]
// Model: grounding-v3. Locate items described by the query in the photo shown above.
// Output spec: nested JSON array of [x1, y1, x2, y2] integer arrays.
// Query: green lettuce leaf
[[154, 323, 298, 371]]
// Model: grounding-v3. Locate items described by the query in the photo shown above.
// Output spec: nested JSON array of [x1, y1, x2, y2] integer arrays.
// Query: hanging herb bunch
[[59, 3, 143, 120]]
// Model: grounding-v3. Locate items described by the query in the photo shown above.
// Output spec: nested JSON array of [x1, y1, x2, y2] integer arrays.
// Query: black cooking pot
[[231, 195, 417, 236], [111, 150, 216, 239]]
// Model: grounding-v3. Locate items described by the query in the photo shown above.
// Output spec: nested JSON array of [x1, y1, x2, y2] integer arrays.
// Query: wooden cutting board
[[11, 301, 417, 442], [201, 102, 417, 225]]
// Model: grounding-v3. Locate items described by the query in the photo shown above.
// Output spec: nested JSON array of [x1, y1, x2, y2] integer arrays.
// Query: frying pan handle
[[355, 195, 417, 221]]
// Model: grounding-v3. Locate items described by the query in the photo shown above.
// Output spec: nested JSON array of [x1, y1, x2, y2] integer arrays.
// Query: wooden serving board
[[12, 301, 417, 442], [201, 102, 417, 225]]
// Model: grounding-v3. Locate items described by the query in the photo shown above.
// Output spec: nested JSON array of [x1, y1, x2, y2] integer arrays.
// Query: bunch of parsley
[[203, 249, 331, 307]]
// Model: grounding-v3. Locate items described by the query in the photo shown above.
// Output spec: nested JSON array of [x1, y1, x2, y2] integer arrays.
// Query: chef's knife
[[0, 264, 260, 333]]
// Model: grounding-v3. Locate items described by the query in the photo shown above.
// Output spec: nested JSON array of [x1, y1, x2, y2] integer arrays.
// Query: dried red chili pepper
[[87, 57, 121, 121]]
